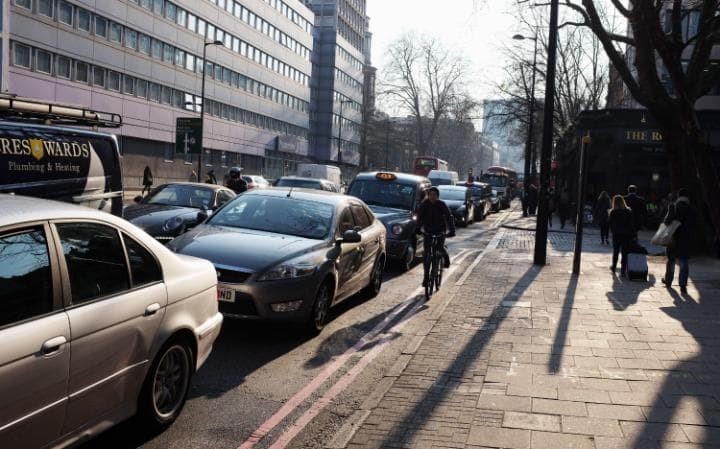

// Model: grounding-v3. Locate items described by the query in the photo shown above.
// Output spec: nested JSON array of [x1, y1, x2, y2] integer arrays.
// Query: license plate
[[218, 287, 235, 303]]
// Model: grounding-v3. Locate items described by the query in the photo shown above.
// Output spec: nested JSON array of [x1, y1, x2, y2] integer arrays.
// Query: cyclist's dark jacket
[[226, 176, 248, 194], [416, 199, 455, 234]]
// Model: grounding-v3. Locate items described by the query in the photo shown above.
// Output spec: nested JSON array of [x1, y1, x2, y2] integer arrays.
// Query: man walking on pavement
[[624, 185, 647, 236], [662, 188, 695, 294], [416, 186, 455, 288]]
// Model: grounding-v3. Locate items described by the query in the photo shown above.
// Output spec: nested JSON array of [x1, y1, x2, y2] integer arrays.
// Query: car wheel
[[399, 244, 415, 272], [363, 257, 384, 298], [138, 338, 193, 431], [307, 281, 332, 333]]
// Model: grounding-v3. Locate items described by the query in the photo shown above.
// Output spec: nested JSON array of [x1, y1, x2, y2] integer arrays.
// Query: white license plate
[[218, 287, 235, 303]]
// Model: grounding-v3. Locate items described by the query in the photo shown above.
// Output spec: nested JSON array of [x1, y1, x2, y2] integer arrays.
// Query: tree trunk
[[661, 110, 720, 250]]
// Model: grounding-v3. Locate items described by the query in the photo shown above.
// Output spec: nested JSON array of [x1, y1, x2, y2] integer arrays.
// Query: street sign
[[175, 117, 202, 154]]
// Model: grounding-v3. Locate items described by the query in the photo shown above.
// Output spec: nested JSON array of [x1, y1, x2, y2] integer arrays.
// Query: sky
[[365, 0, 524, 109]]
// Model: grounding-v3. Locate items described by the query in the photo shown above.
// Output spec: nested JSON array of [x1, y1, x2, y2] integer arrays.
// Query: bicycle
[[423, 233, 446, 300]]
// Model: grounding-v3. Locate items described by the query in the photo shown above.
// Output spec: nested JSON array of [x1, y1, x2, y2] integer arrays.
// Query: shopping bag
[[651, 220, 681, 246]]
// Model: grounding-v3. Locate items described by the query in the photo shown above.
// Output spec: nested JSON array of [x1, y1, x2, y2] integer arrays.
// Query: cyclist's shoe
[[422, 277, 429, 287], [443, 254, 450, 268]]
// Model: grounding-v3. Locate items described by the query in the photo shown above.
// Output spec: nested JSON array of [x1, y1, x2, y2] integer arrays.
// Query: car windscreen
[[276, 178, 322, 190], [348, 180, 416, 210], [208, 195, 334, 240], [144, 185, 212, 208], [438, 189, 466, 201], [480, 174, 508, 187]]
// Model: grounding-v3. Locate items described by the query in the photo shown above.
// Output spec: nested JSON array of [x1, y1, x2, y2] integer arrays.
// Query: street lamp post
[[533, 0, 559, 266], [197, 40, 224, 183], [513, 33, 538, 217], [337, 99, 352, 165]]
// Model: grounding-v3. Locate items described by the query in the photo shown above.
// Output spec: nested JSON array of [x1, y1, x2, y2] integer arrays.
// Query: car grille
[[216, 267, 252, 284], [219, 293, 258, 316]]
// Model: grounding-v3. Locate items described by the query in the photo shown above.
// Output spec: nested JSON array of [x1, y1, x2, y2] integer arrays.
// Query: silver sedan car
[[168, 188, 387, 332], [0, 195, 223, 449]]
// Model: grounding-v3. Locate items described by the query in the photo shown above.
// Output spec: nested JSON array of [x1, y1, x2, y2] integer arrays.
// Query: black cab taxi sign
[[375, 172, 397, 181]]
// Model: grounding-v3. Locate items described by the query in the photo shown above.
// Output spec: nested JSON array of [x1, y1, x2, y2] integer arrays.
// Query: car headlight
[[258, 262, 317, 281], [391, 223, 403, 236], [163, 216, 184, 232]]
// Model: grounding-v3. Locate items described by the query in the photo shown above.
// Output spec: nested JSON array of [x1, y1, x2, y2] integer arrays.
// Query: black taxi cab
[[348, 172, 432, 271]]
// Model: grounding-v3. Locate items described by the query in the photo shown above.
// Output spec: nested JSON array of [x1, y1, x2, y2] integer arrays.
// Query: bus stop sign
[[175, 117, 202, 154]]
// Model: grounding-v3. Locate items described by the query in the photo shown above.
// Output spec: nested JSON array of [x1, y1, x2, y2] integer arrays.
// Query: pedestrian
[[205, 169, 217, 184], [595, 191, 611, 244], [225, 166, 248, 194], [526, 183, 538, 215], [141, 165, 153, 196], [624, 185, 647, 236], [188, 170, 197, 182], [661, 188, 695, 294], [546, 188, 556, 227], [558, 187, 571, 229], [609, 194, 635, 277]]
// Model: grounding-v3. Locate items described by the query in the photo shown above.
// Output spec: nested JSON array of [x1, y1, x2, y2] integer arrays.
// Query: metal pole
[[572, 133, 591, 274], [533, 0, 559, 266], [384, 119, 389, 169], [198, 43, 208, 183], [523, 36, 538, 216]]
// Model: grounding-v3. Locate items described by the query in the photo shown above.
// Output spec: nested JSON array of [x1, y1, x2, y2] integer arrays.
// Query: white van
[[428, 170, 460, 186], [296, 163, 342, 191]]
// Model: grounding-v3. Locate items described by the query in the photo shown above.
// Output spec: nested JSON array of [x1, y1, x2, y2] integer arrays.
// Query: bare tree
[[381, 34, 472, 155], [559, 0, 720, 239]]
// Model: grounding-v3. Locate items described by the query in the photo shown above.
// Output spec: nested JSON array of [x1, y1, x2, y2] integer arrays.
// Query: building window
[[184, 53, 195, 71], [58, 2, 73, 25], [37, 0, 53, 18], [138, 34, 151, 55], [149, 83, 161, 102], [151, 39, 162, 59], [14, 0, 31, 9], [77, 9, 91, 32], [107, 70, 120, 91], [125, 29, 138, 50], [13, 43, 32, 68], [76, 61, 89, 83], [56, 55, 71, 79], [187, 13, 197, 32], [153, 0, 163, 14], [162, 43, 174, 63], [92, 66, 105, 87], [109, 22, 122, 43], [123, 75, 135, 95], [36, 50, 53, 74], [164, 2, 176, 21], [161, 86, 172, 104], [163, 144, 174, 162], [94, 16, 107, 37], [136, 79, 148, 98]]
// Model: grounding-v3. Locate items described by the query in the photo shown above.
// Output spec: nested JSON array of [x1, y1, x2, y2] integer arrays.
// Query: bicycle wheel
[[436, 257, 443, 292], [424, 247, 433, 300], [429, 254, 439, 297]]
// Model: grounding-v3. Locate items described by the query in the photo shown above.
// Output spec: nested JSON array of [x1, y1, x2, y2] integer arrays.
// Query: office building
[[5, 0, 315, 185]]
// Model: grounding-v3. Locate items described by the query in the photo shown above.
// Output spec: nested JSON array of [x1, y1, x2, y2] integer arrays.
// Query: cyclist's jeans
[[423, 235, 448, 280]]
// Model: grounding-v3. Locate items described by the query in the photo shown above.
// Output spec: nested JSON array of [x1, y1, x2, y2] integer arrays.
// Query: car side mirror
[[339, 229, 361, 244], [197, 206, 209, 223], [133, 195, 143, 204]]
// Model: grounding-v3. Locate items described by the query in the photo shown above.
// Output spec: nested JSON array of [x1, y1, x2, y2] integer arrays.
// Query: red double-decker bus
[[413, 155, 448, 177]]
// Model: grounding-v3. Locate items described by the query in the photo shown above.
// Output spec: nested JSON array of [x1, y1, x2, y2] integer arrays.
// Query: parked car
[[459, 181, 493, 221], [274, 176, 339, 192], [437, 185, 474, 227], [168, 188, 386, 332], [242, 175, 271, 189], [0, 194, 223, 449], [123, 183, 236, 244], [348, 172, 432, 272]]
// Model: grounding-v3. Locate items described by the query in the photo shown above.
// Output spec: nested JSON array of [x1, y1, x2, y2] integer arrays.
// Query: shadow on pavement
[[631, 279, 720, 447], [377, 265, 541, 448], [548, 275, 578, 373], [606, 272, 656, 311]]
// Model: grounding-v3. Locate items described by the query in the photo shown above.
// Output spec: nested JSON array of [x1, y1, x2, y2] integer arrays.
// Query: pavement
[[340, 207, 720, 449]]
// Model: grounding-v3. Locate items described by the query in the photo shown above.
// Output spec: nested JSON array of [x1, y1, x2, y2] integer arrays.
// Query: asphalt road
[[80, 209, 510, 449]]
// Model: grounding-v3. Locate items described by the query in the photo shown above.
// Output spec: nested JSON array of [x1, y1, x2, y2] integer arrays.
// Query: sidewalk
[[343, 208, 720, 449]]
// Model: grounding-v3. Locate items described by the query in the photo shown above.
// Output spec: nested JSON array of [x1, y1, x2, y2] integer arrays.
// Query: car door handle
[[41, 336, 67, 355], [144, 303, 161, 316]]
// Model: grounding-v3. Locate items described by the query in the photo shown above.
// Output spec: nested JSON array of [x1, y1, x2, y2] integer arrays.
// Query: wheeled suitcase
[[627, 252, 648, 281]]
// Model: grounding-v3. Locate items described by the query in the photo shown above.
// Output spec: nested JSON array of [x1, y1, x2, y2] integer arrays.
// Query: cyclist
[[416, 186, 455, 287], [225, 166, 248, 194]]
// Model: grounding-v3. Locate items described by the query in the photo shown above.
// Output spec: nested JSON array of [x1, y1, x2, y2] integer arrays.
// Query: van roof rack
[[0, 93, 122, 128]]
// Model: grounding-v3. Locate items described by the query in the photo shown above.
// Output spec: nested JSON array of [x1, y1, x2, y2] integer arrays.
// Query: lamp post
[[513, 33, 538, 217], [533, 0, 559, 266], [337, 99, 353, 165], [197, 40, 224, 183]]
